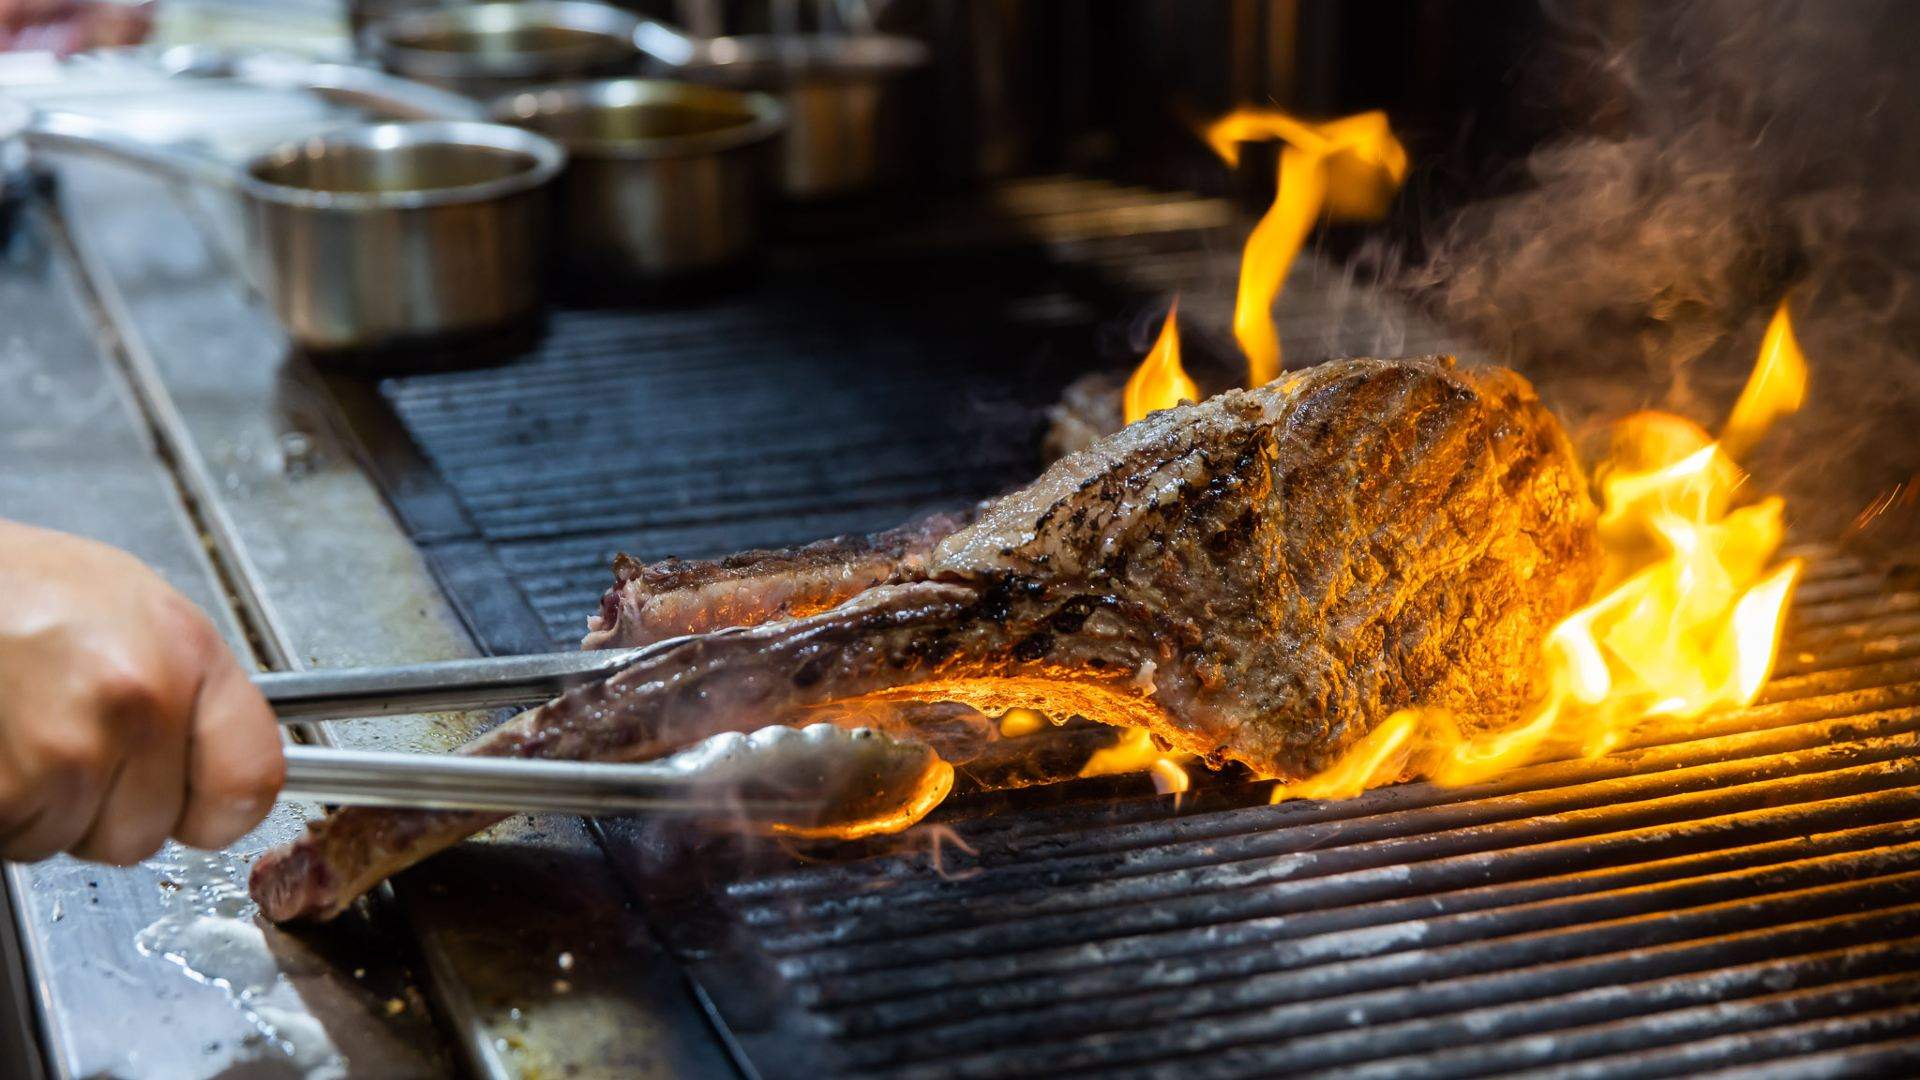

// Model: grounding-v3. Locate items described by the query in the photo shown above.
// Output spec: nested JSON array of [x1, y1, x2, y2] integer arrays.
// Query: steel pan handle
[[154, 47, 487, 122], [230, 55, 488, 122], [21, 110, 239, 193], [633, 17, 702, 67]]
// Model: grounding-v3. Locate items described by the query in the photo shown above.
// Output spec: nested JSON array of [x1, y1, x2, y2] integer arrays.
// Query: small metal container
[[364, 1, 643, 99], [641, 30, 929, 200], [25, 115, 565, 355], [243, 122, 564, 353], [490, 79, 783, 280]]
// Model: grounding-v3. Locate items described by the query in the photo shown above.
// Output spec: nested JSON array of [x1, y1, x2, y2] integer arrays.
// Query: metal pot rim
[[365, 0, 641, 82], [676, 33, 930, 84], [488, 78, 785, 161], [239, 121, 566, 212]]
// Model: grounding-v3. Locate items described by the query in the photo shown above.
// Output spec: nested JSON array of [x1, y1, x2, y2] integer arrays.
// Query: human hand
[[0, 1, 153, 55], [0, 520, 283, 865]]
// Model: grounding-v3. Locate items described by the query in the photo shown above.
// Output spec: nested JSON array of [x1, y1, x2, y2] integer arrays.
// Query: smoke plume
[[1411, 0, 1920, 541]]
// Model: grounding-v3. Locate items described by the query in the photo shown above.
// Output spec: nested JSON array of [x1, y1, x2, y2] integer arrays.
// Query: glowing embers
[[1273, 301, 1809, 802]]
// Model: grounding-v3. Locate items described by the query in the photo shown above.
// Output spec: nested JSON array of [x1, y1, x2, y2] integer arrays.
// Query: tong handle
[[280, 745, 800, 817], [254, 645, 665, 721]]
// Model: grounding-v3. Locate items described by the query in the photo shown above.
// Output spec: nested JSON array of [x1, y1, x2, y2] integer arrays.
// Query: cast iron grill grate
[[608, 547, 1920, 1079], [339, 176, 1920, 1077]]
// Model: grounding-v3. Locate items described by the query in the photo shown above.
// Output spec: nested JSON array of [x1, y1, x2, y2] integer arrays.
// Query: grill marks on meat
[[927, 355, 1598, 771], [582, 511, 970, 649], [252, 356, 1600, 922]]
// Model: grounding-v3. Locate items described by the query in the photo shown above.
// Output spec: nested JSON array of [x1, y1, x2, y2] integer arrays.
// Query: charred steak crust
[[252, 356, 1599, 922], [933, 354, 1598, 774], [582, 511, 972, 649]]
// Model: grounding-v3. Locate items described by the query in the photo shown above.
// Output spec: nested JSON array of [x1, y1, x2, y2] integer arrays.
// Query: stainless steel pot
[[636, 25, 928, 200], [24, 113, 564, 355], [489, 79, 782, 280], [363, 1, 644, 99], [362, 3, 923, 199], [218, 57, 785, 282]]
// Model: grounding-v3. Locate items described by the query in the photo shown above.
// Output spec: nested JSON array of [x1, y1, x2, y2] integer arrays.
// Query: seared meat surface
[[252, 355, 1599, 922], [582, 512, 969, 649], [1041, 370, 1126, 461]]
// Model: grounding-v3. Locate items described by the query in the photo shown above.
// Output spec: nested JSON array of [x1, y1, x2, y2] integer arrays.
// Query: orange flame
[[1276, 300, 1808, 802], [1116, 108, 1406, 427], [1079, 726, 1191, 799], [1122, 300, 1198, 424], [1269, 710, 1421, 801], [1203, 108, 1408, 386], [1721, 300, 1807, 460]]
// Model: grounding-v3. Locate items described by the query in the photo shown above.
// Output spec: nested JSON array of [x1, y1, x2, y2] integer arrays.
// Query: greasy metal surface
[[604, 547, 1920, 1079], [0, 202, 446, 1078], [51, 159, 734, 1078]]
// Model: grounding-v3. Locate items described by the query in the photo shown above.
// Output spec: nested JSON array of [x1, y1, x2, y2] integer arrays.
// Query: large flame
[[1721, 301, 1808, 461], [1122, 300, 1198, 424], [1203, 108, 1408, 387], [1273, 301, 1809, 802], [1117, 108, 1407, 424], [1086, 111, 1801, 806]]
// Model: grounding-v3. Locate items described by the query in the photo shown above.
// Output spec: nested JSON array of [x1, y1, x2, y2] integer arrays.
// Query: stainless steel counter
[[0, 150, 731, 1076], [0, 198, 448, 1077]]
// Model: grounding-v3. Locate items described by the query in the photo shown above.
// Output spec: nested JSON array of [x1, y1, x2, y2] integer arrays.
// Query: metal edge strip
[[56, 161, 740, 1079]]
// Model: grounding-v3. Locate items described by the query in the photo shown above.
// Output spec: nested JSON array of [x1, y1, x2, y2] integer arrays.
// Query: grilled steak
[[583, 512, 969, 649], [252, 355, 1600, 922], [1042, 370, 1127, 461]]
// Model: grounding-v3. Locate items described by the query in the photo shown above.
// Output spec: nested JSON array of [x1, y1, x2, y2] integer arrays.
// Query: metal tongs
[[255, 641, 952, 837], [258, 644, 663, 722]]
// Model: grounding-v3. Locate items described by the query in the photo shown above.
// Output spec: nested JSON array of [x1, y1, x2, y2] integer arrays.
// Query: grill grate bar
[[1515, 1008, 1920, 1080], [1790, 575, 1893, 607], [1787, 547, 1867, 581], [1205, 968, 1920, 1080], [444, 437, 1010, 510], [728, 610, 1918, 897], [730, 687, 1920, 913], [1784, 590, 1920, 631], [389, 343, 993, 401], [1776, 627, 1920, 676], [819, 824, 1920, 1051], [800, 805, 1920, 1015], [864, 899, 1920, 1077], [397, 383, 1013, 464], [670, 568, 1920, 1075], [460, 471, 1006, 542], [741, 723, 1920, 954]]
